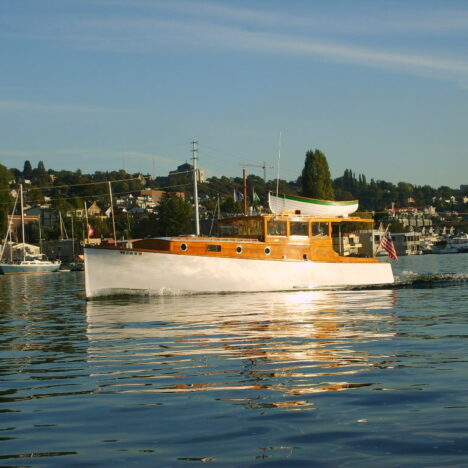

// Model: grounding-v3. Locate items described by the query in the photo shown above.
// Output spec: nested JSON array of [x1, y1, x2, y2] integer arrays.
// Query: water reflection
[[86, 289, 397, 408]]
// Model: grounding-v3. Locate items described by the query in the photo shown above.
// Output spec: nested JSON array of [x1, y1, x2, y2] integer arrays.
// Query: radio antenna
[[275, 131, 282, 198]]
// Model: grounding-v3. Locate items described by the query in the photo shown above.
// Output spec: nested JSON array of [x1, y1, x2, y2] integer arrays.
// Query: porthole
[[235, 245, 243, 254], [180, 243, 188, 252], [264, 247, 271, 255]]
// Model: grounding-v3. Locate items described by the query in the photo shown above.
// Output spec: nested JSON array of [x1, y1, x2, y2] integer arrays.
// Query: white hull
[[0, 261, 60, 274], [84, 248, 394, 298], [269, 193, 358, 217]]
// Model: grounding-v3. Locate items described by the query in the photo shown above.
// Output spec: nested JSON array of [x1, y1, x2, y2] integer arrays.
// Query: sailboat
[[0, 184, 60, 274]]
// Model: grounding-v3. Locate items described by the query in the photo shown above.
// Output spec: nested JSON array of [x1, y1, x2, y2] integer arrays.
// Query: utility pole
[[192, 140, 200, 236]]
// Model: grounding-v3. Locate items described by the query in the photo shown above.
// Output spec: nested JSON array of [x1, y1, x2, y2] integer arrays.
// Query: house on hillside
[[87, 201, 102, 216]]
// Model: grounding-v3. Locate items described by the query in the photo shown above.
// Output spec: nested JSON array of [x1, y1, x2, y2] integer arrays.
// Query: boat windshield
[[290, 221, 308, 236], [218, 218, 263, 238], [312, 222, 329, 237], [267, 220, 287, 236]]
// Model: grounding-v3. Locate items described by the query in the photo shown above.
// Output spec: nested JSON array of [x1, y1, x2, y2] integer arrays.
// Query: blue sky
[[0, 0, 467, 188]]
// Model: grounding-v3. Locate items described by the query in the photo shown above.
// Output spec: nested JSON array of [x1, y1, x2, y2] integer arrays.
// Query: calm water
[[1, 254, 467, 467]]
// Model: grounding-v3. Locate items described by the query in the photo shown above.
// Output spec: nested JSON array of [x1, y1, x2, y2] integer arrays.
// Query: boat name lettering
[[120, 251, 142, 255]]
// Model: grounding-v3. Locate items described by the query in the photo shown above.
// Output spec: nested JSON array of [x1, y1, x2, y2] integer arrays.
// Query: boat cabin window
[[312, 222, 329, 237], [218, 218, 262, 238], [290, 221, 308, 237], [267, 220, 287, 236]]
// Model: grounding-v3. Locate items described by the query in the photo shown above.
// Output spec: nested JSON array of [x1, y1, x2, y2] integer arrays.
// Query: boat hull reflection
[[86, 290, 396, 407]]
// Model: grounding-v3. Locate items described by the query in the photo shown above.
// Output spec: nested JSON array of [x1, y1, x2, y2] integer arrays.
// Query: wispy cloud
[[1, 1, 468, 84], [0, 100, 115, 113], [72, 17, 468, 78], [96, 0, 468, 34]]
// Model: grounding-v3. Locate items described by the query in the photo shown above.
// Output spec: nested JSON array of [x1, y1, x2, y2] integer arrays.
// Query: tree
[[27, 186, 44, 204], [23, 160, 33, 178], [156, 194, 192, 236], [300, 149, 334, 199], [33, 161, 49, 186]]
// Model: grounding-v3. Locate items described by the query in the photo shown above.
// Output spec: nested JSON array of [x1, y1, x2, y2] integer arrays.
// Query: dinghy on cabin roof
[[268, 192, 359, 218]]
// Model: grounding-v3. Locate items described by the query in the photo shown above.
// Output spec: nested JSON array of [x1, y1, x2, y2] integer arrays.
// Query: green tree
[[33, 161, 49, 186], [300, 149, 334, 199], [132, 213, 158, 238], [27, 186, 44, 204], [23, 160, 33, 178], [156, 194, 192, 236]]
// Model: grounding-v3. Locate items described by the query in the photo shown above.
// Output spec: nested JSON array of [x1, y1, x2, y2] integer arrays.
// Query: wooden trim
[[92, 237, 379, 264]]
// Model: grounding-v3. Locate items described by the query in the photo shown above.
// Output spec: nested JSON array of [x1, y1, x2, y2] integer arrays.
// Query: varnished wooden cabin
[[121, 213, 379, 264]]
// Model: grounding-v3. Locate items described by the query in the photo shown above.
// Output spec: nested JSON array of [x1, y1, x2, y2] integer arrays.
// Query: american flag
[[380, 232, 398, 260]]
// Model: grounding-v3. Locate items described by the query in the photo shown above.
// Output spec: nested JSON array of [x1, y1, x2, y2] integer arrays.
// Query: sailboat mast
[[59, 212, 64, 240], [71, 213, 75, 260], [38, 216, 43, 254], [108, 181, 117, 244], [192, 140, 200, 236], [84, 201, 89, 244], [20, 184, 25, 261], [0, 189, 19, 262]]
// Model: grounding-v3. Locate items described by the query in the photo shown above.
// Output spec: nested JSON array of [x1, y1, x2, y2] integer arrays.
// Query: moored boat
[[0, 184, 60, 275], [0, 255, 61, 274]]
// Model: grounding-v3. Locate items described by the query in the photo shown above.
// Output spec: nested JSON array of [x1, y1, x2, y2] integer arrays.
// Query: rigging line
[[0, 183, 195, 207], [0, 176, 149, 193]]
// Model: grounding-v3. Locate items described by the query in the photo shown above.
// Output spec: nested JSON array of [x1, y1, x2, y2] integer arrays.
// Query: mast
[[84, 201, 89, 244], [20, 184, 25, 261], [0, 189, 19, 262], [108, 181, 117, 244], [71, 212, 75, 260], [192, 140, 200, 236], [59, 212, 64, 240], [276, 131, 282, 199], [38, 216, 43, 254]]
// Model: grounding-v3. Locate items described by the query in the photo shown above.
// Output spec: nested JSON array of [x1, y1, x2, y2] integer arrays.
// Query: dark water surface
[[1, 254, 467, 467]]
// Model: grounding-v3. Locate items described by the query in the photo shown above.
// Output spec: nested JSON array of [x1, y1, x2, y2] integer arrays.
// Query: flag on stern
[[87, 224, 97, 238], [380, 232, 398, 260]]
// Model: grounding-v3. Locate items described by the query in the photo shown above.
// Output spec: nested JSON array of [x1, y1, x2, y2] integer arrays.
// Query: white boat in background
[[0, 184, 60, 275], [447, 234, 468, 253], [0, 255, 60, 274], [269, 192, 359, 217]]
